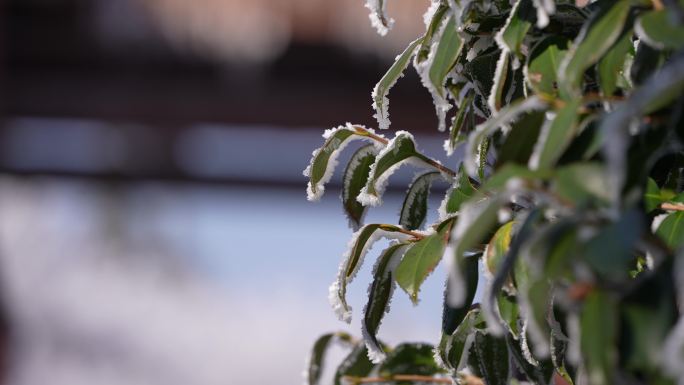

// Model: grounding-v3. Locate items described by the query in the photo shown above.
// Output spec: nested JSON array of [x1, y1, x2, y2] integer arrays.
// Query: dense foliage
[[303, 0, 684, 384]]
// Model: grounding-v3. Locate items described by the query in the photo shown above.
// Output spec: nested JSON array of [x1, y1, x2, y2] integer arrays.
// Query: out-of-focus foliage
[[304, 0, 684, 384]]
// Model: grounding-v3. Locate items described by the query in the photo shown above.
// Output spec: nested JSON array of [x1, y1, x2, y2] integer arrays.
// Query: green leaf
[[526, 36, 569, 96], [580, 291, 618, 385], [378, 343, 442, 379], [342, 145, 377, 230], [481, 163, 552, 192], [553, 162, 612, 205], [416, 3, 449, 63], [429, 16, 464, 100], [331, 223, 410, 322], [583, 210, 643, 281], [644, 177, 676, 212], [505, 332, 555, 384], [395, 219, 454, 303], [359, 131, 421, 206], [442, 254, 480, 335], [305, 124, 381, 201], [496, 0, 535, 59], [439, 309, 484, 371], [560, 0, 632, 96], [635, 10, 684, 50], [530, 99, 583, 171], [468, 331, 509, 385], [362, 243, 409, 363], [598, 30, 633, 96], [497, 111, 546, 167], [465, 96, 548, 176], [399, 172, 440, 230], [446, 92, 476, 155], [484, 221, 513, 277], [372, 38, 423, 130], [656, 212, 684, 249], [488, 51, 511, 112], [334, 343, 376, 385], [307, 332, 353, 385], [440, 166, 477, 216]]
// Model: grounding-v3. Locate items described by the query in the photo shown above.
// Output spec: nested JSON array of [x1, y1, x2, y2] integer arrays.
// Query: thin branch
[[343, 374, 453, 384], [662, 202, 684, 211], [352, 125, 458, 178]]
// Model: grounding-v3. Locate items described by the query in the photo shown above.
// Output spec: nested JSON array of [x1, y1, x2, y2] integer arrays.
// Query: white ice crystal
[[365, 0, 395, 36]]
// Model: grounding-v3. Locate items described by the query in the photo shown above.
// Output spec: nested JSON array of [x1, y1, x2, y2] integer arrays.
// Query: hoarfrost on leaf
[[365, 0, 394, 36]]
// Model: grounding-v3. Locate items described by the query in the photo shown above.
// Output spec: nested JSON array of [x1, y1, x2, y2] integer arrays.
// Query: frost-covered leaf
[[484, 221, 513, 278], [559, 1, 632, 96], [529, 99, 582, 171], [400, 171, 440, 230], [468, 331, 509, 385], [465, 96, 547, 177], [580, 291, 618, 385], [305, 124, 383, 201], [448, 197, 500, 306], [373, 38, 423, 130], [598, 31, 633, 97], [440, 309, 484, 372], [416, 2, 449, 63], [526, 36, 569, 96], [334, 343, 376, 385], [306, 332, 354, 385], [496, 0, 535, 60], [365, 0, 394, 36], [342, 145, 378, 230], [442, 254, 479, 335], [656, 212, 684, 249], [358, 131, 427, 207], [497, 111, 546, 167], [396, 219, 455, 304], [505, 332, 555, 384], [439, 166, 477, 219], [532, 0, 556, 28], [635, 9, 684, 50], [330, 224, 412, 323], [488, 51, 511, 112], [362, 243, 409, 363], [445, 92, 476, 155], [378, 343, 443, 377]]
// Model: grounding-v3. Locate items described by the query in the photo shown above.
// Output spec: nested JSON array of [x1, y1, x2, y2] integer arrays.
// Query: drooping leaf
[[505, 332, 555, 384], [330, 224, 412, 323], [598, 30, 633, 96], [429, 16, 463, 100], [416, 3, 449, 63], [559, 0, 632, 96], [488, 51, 511, 112], [362, 243, 410, 363], [334, 343, 376, 385], [372, 38, 423, 130], [305, 124, 383, 201], [365, 0, 394, 36], [656, 212, 684, 249], [441, 309, 485, 372], [439, 166, 477, 218], [496, 0, 535, 59], [497, 111, 546, 167], [306, 332, 353, 385], [484, 221, 513, 278], [530, 99, 582, 171], [342, 145, 378, 230], [396, 218, 455, 303], [445, 92, 476, 155], [635, 9, 684, 51], [378, 343, 443, 378], [580, 291, 618, 385], [399, 172, 440, 230], [468, 331, 510, 385], [442, 254, 480, 335], [526, 36, 569, 96], [358, 131, 425, 207]]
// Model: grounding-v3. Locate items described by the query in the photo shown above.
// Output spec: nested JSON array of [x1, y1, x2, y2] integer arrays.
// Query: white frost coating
[[464, 96, 546, 177], [329, 226, 411, 323], [517, 286, 551, 359], [423, 0, 442, 27], [467, 36, 493, 61], [494, 0, 521, 53], [304, 123, 384, 202], [651, 213, 669, 233], [365, 0, 394, 36], [400, 172, 441, 228], [481, 274, 507, 337], [520, 320, 541, 366], [357, 131, 430, 207], [487, 50, 510, 113], [361, 243, 409, 363], [532, 0, 555, 28]]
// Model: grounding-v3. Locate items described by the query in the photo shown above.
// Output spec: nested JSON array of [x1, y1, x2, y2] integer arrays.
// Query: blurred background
[[0, 1, 465, 384]]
